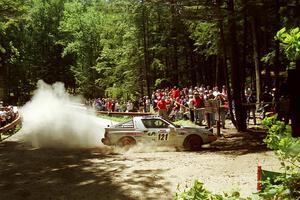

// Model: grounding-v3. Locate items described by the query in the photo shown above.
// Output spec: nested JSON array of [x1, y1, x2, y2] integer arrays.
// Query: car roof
[[136, 115, 162, 120]]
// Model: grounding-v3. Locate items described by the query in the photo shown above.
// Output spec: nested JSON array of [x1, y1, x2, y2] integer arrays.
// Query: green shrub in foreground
[[175, 180, 259, 200]]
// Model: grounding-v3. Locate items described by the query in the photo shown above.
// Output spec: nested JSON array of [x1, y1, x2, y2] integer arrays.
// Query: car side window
[[142, 119, 169, 129], [115, 120, 134, 128]]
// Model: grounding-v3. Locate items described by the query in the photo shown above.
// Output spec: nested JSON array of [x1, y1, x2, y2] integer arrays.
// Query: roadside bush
[[262, 115, 300, 199], [175, 180, 258, 200]]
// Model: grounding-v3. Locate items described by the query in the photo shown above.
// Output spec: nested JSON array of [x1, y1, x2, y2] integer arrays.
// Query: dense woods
[[1, 0, 300, 132]]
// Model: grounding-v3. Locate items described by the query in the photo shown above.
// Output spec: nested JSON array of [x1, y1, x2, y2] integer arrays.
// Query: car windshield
[[142, 119, 169, 128], [162, 117, 181, 128]]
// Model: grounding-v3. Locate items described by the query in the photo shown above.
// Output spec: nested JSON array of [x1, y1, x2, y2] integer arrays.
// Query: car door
[[141, 118, 176, 146]]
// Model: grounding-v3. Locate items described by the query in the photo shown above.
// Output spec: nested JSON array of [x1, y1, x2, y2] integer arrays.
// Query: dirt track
[[0, 128, 281, 200]]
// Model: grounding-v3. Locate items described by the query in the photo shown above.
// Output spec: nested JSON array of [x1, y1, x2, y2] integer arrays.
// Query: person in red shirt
[[106, 98, 113, 112], [165, 96, 171, 115], [157, 96, 168, 119], [171, 86, 180, 99], [192, 92, 204, 125]]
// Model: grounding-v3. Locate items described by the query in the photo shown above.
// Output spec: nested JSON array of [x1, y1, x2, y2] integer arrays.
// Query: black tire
[[118, 136, 136, 148], [183, 135, 203, 151]]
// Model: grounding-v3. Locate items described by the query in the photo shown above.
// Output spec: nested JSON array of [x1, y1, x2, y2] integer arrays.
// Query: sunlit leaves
[[58, 0, 141, 98], [263, 116, 300, 172], [276, 27, 300, 62], [187, 21, 219, 56]]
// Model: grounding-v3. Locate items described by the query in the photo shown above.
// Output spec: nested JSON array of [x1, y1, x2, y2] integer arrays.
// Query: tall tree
[[0, 0, 27, 103], [227, 0, 247, 131]]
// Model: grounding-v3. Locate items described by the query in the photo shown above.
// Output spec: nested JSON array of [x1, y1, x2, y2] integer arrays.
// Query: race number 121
[[158, 133, 168, 140]]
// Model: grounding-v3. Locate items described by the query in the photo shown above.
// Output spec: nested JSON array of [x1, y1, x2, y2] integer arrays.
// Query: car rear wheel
[[183, 135, 203, 151], [118, 137, 136, 148]]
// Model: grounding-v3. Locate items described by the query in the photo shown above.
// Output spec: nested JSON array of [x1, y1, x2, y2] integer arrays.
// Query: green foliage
[[59, 0, 141, 98], [175, 180, 258, 200], [276, 27, 300, 63], [261, 51, 275, 65], [187, 21, 219, 57], [262, 116, 300, 199], [1, 0, 299, 109], [175, 181, 212, 200], [263, 116, 299, 170]]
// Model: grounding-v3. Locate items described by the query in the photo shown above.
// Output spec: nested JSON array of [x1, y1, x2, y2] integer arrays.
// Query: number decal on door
[[158, 133, 169, 140]]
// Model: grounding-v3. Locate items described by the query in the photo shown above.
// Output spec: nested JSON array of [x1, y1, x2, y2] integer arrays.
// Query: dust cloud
[[18, 80, 176, 152], [19, 80, 112, 148]]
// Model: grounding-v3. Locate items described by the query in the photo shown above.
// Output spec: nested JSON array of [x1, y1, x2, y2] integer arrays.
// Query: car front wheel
[[183, 135, 203, 151]]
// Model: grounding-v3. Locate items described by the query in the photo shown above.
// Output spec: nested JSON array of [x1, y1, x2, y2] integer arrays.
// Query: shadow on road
[[0, 141, 171, 200], [202, 128, 269, 155]]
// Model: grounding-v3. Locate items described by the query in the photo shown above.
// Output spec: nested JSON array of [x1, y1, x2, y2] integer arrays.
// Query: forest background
[[1, 0, 300, 132]]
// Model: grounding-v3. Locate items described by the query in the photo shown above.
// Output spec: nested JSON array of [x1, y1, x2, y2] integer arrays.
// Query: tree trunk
[[215, 0, 237, 127], [215, 56, 219, 87], [273, 0, 280, 106], [288, 60, 300, 137], [227, 0, 247, 131], [141, 0, 150, 96], [251, 17, 261, 103], [170, 0, 179, 85], [0, 68, 4, 101]]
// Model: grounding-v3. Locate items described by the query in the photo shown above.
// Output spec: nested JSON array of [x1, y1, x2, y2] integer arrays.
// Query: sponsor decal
[[147, 132, 156, 136]]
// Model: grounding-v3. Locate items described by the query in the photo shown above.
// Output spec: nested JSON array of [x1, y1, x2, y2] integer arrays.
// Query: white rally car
[[101, 115, 217, 150]]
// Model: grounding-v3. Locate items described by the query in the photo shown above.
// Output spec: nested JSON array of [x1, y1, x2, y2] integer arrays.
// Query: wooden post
[[257, 162, 262, 191]]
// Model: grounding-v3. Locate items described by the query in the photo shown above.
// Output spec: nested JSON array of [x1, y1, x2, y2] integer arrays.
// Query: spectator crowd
[[148, 85, 229, 128], [90, 83, 285, 128], [0, 101, 18, 128], [91, 85, 230, 128]]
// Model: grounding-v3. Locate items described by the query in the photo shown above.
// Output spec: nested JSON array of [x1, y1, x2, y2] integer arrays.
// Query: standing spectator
[[94, 98, 103, 111], [106, 98, 113, 112], [0, 107, 5, 127], [188, 86, 193, 95], [165, 96, 172, 115], [206, 90, 216, 126], [138, 97, 145, 112], [261, 87, 273, 118], [188, 95, 195, 122], [246, 90, 257, 125], [101, 98, 106, 111], [151, 92, 157, 112], [114, 100, 120, 112], [192, 92, 204, 125], [171, 86, 180, 99], [145, 96, 151, 112], [126, 100, 134, 112], [221, 85, 227, 96], [157, 96, 168, 119], [215, 93, 227, 128], [169, 97, 181, 121]]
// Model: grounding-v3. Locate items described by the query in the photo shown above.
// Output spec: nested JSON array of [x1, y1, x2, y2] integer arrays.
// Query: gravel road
[[0, 128, 282, 200]]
